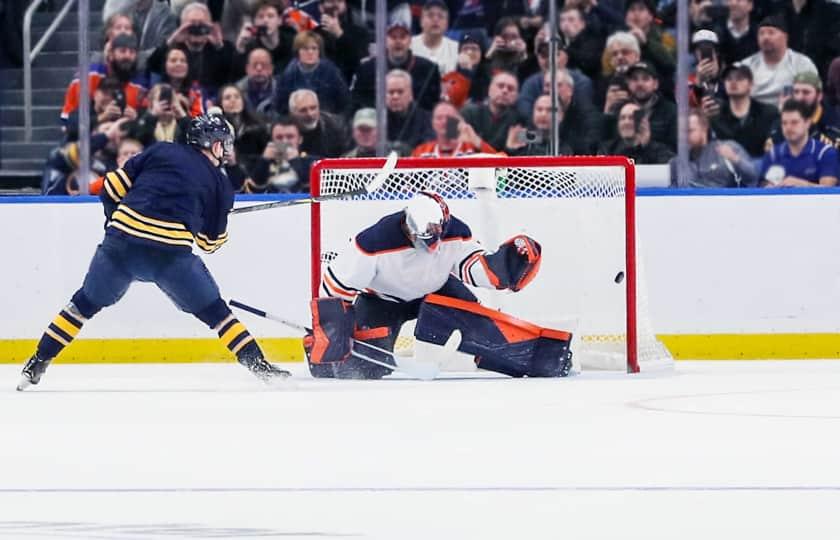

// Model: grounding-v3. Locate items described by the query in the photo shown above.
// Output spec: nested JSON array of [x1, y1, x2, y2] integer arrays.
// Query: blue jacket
[[100, 142, 232, 253], [274, 58, 351, 116]]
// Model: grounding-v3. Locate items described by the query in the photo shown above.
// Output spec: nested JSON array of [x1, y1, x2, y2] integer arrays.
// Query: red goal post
[[310, 155, 671, 374]]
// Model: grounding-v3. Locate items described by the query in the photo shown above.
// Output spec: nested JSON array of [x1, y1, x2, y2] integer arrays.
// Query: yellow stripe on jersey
[[44, 328, 69, 346], [115, 168, 132, 188], [109, 222, 194, 248], [230, 334, 255, 354], [111, 209, 194, 241], [105, 172, 128, 198], [195, 232, 228, 253], [103, 178, 121, 203], [118, 206, 187, 230], [52, 314, 81, 338]]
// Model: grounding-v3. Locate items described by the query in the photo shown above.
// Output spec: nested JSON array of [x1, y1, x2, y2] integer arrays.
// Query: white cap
[[692, 29, 719, 46]]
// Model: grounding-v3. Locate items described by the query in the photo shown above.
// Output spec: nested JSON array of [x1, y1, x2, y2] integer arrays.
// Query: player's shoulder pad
[[443, 216, 472, 241], [355, 211, 412, 254]]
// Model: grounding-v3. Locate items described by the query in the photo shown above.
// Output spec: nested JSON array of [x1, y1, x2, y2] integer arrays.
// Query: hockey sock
[[36, 304, 87, 360], [214, 314, 261, 359]]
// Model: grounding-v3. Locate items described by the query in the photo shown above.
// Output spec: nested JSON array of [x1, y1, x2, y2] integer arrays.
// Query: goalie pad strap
[[354, 326, 390, 340]]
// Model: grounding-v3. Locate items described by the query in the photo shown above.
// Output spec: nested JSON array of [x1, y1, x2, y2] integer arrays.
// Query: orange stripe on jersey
[[324, 273, 357, 300]]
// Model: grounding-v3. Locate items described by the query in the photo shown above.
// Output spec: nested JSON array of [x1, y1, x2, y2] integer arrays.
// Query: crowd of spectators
[[42, 0, 840, 194]]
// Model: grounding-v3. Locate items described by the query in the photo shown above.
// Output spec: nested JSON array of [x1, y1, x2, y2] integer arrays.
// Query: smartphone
[[159, 85, 173, 103], [445, 117, 460, 139], [782, 85, 793, 98], [633, 109, 646, 132], [698, 43, 715, 61]]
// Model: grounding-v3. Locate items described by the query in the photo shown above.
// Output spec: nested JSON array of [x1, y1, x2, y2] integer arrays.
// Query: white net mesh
[[315, 158, 673, 372]]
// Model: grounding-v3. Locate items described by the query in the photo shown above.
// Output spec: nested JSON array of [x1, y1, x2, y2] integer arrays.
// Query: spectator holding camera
[[767, 72, 840, 149], [149, 2, 235, 98], [149, 44, 204, 116], [132, 83, 191, 146], [760, 99, 838, 186], [689, 30, 725, 108], [412, 101, 497, 158], [461, 71, 523, 151], [61, 33, 146, 125], [739, 15, 818, 106], [485, 17, 529, 76], [234, 0, 295, 76], [249, 118, 319, 193], [598, 101, 674, 164], [442, 33, 491, 106], [289, 89, 349, 158], [710, 63, 779, 158], [670, 109, 757, 187], [505, 95, 574, 156], [274, 31, 351, 117], [65, 77, 129, 139]]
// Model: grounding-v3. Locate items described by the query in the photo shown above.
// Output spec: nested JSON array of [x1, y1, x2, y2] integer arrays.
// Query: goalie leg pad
[[415, 294, 572, 377], [482, 235, 542, 292], [329, 294, 419, 379], [304, 298, 355, 378]]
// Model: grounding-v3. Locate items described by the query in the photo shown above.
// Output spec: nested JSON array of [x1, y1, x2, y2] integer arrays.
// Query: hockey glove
[[483, 235, 542, 292]]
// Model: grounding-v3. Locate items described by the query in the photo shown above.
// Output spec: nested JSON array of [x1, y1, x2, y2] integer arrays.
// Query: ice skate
[[17, 354, 53, 391], [240, 355, 291, 383]]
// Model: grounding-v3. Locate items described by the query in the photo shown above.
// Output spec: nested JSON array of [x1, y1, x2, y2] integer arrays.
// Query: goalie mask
[[404, 191, 450, 252]]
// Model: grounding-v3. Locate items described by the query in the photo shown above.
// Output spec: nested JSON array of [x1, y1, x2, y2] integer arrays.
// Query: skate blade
[[16, 376, 32, 392]]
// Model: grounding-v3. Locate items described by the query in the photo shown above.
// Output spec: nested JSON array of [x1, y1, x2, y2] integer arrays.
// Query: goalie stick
[[229, 151, 398, 215], [229, 299, 440, 381]]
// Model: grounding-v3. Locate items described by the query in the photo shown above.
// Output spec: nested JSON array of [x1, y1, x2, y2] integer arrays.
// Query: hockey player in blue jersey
[[304, 191, 574, 380], [17, 115, 289, 391]]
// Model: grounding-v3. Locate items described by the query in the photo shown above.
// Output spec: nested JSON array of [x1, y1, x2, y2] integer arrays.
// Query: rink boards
[[1, 190, 840, 362]]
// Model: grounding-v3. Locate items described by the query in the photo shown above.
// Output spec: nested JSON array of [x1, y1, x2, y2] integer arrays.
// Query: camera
[[113, 88, 126, 111], [696, 42, 715, 61], [255, 25, 269, 37], [445, 117, 460, 139], [632, 109, 647, 132], [159, 85, 173, 103], [516, 130, 543, 145], [187, 23, 211, 36]]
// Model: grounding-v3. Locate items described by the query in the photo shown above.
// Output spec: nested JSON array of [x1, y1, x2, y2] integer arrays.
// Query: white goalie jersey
[[321, 211, 500, 303]]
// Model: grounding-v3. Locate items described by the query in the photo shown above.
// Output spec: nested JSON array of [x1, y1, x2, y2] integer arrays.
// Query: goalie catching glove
[[483, 235, 542, 292]]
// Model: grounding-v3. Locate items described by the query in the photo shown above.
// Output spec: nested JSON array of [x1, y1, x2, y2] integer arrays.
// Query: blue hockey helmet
[[185, 114, 234, 163]]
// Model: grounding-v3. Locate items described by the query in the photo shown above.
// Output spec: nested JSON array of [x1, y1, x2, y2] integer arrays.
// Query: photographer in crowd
[[505, 94, 573, 156], [598, 100, 674, 164], [149, 2, 235, 98], [248, 117, 319, 193]]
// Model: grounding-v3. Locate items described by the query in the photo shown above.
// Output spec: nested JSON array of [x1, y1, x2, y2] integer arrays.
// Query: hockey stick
[[229, 299, 439, 380], [230, 151, 399, 215]]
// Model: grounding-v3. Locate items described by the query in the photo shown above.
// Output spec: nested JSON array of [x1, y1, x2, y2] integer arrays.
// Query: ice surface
[[1, 361, 839, 539]]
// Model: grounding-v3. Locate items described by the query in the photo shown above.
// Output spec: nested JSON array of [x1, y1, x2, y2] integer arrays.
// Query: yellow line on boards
[[658, 334, 840, 360], [0, 338, 304, 364], [1, 334, 839, 364]]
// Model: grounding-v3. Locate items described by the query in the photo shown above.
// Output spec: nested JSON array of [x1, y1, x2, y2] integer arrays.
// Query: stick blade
[[366, 151, 398, 194]]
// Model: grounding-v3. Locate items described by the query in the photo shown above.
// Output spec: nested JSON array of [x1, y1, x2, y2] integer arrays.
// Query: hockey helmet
[[185, 113, 234, 164], [404, 191, 450, 252]]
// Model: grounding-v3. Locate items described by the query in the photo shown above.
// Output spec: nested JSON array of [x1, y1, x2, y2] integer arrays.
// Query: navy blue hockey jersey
[[100, 142, 232, 253]]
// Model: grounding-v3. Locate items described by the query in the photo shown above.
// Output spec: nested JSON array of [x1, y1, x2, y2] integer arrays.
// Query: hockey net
[[310, 155, 672, 373]]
